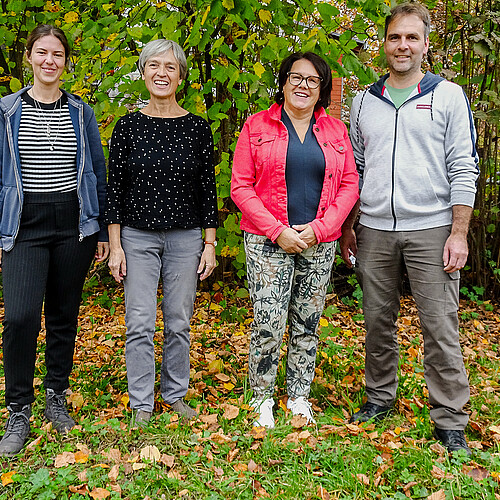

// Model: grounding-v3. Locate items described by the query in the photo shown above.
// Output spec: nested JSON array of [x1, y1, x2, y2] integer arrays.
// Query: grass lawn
[[0, 275, 498, 499]]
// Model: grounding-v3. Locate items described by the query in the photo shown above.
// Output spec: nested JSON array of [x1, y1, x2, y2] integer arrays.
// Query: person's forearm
[[108, 224, 122, 249], [341, 199, 360, 231], [450, 205, 473, 238], [204, 228, 216, 243]]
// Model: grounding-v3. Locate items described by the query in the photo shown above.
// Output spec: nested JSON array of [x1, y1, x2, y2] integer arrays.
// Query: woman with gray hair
[[105, 39, 218, 427]]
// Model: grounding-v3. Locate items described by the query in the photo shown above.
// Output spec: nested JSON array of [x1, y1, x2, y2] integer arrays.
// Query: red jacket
[[231, 103, 359, 243]]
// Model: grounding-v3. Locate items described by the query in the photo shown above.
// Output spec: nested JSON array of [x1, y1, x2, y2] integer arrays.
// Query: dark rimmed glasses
[[287, 72, 323, 89]]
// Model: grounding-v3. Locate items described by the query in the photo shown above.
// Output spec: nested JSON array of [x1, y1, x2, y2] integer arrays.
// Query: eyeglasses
[[287, 72, 322, 89]]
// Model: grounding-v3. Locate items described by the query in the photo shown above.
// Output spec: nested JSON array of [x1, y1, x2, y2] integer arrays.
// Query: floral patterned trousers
[[244, 232, 336, 399]]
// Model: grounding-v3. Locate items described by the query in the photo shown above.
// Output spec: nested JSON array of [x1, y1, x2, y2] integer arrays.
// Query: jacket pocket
[[328, 139, 347, 174], [250, 132, 277, 169], [79, 172, 99, 222]]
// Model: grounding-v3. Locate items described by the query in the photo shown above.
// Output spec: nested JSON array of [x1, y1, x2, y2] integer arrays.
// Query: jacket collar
[[268, 102, 328, 122], [0, 85, 84, 114], [369, 71, 444, 103]]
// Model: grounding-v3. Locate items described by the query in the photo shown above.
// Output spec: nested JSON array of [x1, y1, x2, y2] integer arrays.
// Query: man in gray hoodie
[[340, 1, 478, 455]]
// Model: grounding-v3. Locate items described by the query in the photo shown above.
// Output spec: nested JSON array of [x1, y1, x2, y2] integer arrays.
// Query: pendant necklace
[[31, 89, 62, 151]]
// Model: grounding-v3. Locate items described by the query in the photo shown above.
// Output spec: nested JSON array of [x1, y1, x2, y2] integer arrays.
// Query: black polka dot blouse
[[104, 111, 218, 230]]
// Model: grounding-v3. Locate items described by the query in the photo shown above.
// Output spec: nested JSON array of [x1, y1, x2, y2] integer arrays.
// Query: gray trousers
[[121, 226, 203, 411], [355, 224, 469, 429], [245, 233, 336, 399]]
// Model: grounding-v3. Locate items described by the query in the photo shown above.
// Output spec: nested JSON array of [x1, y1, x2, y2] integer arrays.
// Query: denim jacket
[[0, 86, 108, 250]]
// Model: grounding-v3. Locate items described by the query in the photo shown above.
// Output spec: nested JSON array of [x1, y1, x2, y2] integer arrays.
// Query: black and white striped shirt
[[19, 93, 78, 193]]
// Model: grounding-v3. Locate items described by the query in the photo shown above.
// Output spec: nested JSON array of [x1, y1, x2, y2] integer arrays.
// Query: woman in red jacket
[[231, 52, 359, 428]]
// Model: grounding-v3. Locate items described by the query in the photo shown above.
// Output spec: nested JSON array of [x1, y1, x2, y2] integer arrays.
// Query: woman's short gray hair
[[138, 39, 187, 80]]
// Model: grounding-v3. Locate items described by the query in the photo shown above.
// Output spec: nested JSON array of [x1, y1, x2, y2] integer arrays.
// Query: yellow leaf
[[64, 11, 78, 23], [223, 382, 235, 391], [222, 0, 234, 9], [208, 358, 223, 374], [201, 5, 210, 25], [319, 317, 329, 327], [258, 9, 272, 23], [75, 451, 89, 464], [121, 394, 129, 406], [253, 62, 266, 78], [68, 392, 84, 409], [1, 471, 15, 486]]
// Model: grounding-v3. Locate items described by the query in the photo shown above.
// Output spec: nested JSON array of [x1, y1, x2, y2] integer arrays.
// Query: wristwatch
[[204, 240, 217, 247]]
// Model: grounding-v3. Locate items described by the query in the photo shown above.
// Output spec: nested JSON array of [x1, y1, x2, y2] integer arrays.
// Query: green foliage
[[0, 0, 386, 280]]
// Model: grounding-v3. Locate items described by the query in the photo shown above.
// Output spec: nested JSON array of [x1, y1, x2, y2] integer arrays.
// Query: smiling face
[[384, 14, 429, 84], [142, 49, 182, 100], [26, 35, 66, 88], [282, 58, 321, 116]]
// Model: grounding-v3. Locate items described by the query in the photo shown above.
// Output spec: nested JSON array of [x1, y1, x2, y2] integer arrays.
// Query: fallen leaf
[[234, 463, 248, 472], [89, 488, 111, 499], [25, 434, 43, 451], [75, 451, 89, 463], [69, 484, 89, 495], [200, 414, 218, 425], [140, 445, 160, 462], [167, 469, 183, 479], [291, 414, 308, 428], [108, 464, 120, 482], [1, 471, 15, 486], [465, 466, 489, 482], [429, 442, 447, 455], [160, 454, 175, 468], [68, 392, 84, 409], [208, 359, 223, 373], [132, 463, 147, 471], [317, 486, 330, 499], [55, 451, 75, 468], [356, 473, 370, 485], [490, 425, 500, 435], [222, 404, 239, 420], [250, 426, 267, 439], [431, 465, 454, 480], [109, 483, 121, 494], [248, 459, 258, 472], [427, 490, 446, 500], [215, 373, 230, 382], [227, 448, 239, 462]]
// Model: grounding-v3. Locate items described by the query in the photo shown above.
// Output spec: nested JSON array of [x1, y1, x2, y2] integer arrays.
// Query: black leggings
[[2, 192, 97, 405]]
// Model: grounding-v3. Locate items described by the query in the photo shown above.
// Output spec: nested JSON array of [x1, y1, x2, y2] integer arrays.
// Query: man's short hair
[[384, 2, 431, 40]]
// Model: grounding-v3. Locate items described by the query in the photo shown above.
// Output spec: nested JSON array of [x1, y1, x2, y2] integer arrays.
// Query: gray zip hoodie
[[350, 71, 479, 231]]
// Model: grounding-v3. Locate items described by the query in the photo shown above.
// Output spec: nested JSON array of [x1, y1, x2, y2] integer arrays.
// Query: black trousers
[[2, 192, 97, 405]]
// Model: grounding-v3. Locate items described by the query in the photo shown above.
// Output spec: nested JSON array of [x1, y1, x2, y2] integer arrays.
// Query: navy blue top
[[282, 109, 326, 226]]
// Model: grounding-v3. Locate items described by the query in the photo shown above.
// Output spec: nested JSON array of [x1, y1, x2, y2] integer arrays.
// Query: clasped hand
[[276, 225, 317, 253]]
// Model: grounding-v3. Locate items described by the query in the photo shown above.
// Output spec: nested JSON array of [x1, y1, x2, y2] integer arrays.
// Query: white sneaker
[[249, 397, 275, 429], [287, 396, 316, 424]]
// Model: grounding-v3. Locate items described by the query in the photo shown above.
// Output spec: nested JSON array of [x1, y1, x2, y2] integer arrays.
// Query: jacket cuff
[[450, 190, 476, 208]]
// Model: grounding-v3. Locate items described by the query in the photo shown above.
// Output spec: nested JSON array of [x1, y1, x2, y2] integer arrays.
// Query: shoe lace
[[361, 402, 379, 414], [446, 430, 467, 447], [5, 406, 30, 435], [47, 392, 71, 419]]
